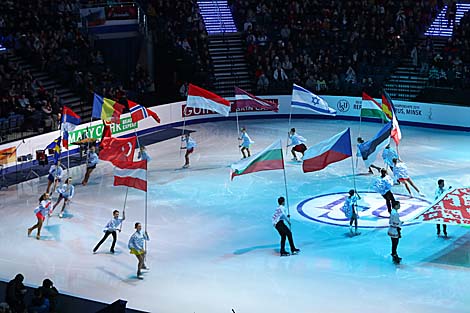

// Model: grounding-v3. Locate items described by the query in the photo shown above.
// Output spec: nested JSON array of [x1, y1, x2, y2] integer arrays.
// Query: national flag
[[231, 140, 284, 180], [0, 147, 17, 164], [234, 87, 278, 112], [361, 92, 389, 121], [302, 128, 352, 173], [46, 137, 61, 163], [382, 91, 402, 146], [62, 131, 69, 149], [128, 100, 161, 123], [412, 187, 470, 225], [99, 136, 137, 164], [113, 160, 147, 192], [291, 84, 336, 116], [92, 93, 126, 124], [187, 84, 231, 117], [61, 106, 81, 131], [358, 122, 392, 167]]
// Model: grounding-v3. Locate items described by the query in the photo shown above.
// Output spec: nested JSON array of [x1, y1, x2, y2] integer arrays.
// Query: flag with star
[[291, 84, 336, 116]]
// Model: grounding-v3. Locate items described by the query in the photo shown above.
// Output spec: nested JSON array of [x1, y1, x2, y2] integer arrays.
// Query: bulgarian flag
[[361, 92, 389, 122], [187, 84, 231, 117], [231, 140, 284, 180], [92, 93, 126, 124]]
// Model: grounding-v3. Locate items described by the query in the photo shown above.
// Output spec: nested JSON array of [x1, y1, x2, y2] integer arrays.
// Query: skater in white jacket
[[392, 158, 423, 197], [388, 201, 403, 263]]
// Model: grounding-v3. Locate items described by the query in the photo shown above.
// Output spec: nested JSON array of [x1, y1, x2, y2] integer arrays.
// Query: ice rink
[[1, 118, 470, 313]]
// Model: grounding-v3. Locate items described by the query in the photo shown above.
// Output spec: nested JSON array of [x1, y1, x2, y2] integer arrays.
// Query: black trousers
[[391, 237, 399, 256], [275, 220, 296, 253], [436, 224, 447, 234], [94, 231, 117, 252], [382, 191, 397, 213]]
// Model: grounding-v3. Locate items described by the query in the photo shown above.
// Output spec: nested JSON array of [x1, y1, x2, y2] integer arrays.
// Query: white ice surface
[[1, 119, 470, 313]]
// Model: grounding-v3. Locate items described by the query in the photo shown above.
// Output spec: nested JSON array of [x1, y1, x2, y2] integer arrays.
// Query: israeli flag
[[291, 84, 336, 116]]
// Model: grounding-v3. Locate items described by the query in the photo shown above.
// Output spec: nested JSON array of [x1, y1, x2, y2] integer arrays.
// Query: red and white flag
[[99, 136, 137, 164], [128, 100, 161, 123], [113, 160, 147, 192], [187, 84, 231, 117], [234, 87, 278, 112]]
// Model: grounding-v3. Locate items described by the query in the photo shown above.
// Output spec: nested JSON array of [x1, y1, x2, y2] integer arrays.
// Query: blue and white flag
[[291, 84, 336, 116]]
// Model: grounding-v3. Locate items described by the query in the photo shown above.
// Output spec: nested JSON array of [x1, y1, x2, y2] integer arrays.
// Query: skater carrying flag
[[181, 133, 197, 168], [388, 201, 403, 264], [46, 161, 64, 194], [287, 128, 307, 161], [128, 222, 150, 279], [435, 179, 450, 237], [51, 177, 75, 218], [238, 127, 254, 159], [272, 197, 300, 257], [93, 209, 125, 254], [356, 137, 381, 174], [82, 146, 98, 186], [382, 144, 399, 171], [28, 193, 52, 240], [374, 168, 397, 214], [138, 145, 152, 162], [392, 158, 424, 197], [342, 189, 360, 235]]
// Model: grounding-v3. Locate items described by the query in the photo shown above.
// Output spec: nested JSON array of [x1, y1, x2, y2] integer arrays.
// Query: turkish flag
[[99, 136, 137, 164]]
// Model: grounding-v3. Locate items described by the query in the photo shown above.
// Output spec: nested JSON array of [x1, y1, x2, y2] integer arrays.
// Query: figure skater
[[51, 177, 74, 218], [82, 146, 98, 185], [128, 222, 150, 279], [181, 133, 197, 168], [28, 193, 52, 240], [382, 144, 399, 171], [357, 137, 381, 174], [46, 161, 63, 194], [374, 168, 397, 214], [138, 145, 152, 162], [287, 128, 307, 161], [238, 127, 254, 158], [272, 197, 300, 256], [435, 179, 451, 237], [388, 201, 403, 264], [93, 209, 125, 254], [342, 189, 360, 235], [392, 158, 424, 197]]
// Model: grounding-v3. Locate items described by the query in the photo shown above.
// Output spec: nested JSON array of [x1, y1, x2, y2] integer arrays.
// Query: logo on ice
[[297, 192, 430, 228]]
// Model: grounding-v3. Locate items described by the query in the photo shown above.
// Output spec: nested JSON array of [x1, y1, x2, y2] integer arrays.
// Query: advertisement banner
[[105, 6, 138, 20], [80, 7, 106, 27], [69, 117, 137, 144]]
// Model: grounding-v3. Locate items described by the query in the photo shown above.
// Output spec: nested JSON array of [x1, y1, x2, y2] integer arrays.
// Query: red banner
[[106, 6, 137, 20], [415, 188, 470, 225], [181, 99, 278, 118]]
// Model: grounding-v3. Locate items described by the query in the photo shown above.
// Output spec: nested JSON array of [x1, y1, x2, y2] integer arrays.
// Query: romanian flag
[[46, 137, 62, 163], [92, 93, 125, 124]]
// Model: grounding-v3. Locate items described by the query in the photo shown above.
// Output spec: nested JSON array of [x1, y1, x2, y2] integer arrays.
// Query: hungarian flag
[[358, 122, 391, 167], [113, 160, 147, 192], [99, 136, 137, 164], [231, 140, 284, 180], [382, 91, 402, 146], [128, 100, 161, 123], [361, 92, 389, 122], [234, 87, 278, 112], [302, 128, 352, 173], [412, 187, 470, 225], [92, 93, 126, 124], [187, 84, 231, 117]]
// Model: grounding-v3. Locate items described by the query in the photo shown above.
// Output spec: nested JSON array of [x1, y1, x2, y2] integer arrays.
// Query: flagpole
[[285, 105, 293, 158], [350, 129, 358, 194], [144, 160, 148, 258], [119, 187, 129, 232], [236, 109, 241, 147], [280, 141, 292, 231], [180, 115, 186, 157]]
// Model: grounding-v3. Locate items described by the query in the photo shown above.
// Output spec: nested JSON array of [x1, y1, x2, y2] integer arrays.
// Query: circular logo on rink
[[297, 192, 431, 228]]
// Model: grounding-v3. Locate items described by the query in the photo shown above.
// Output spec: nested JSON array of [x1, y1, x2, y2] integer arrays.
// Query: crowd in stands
[[144, 0, 213, 95], [231, 0, 441, 96], [0, 0, 155, 133], [2, 274, 59, 313], [427, 10, 470, 89]]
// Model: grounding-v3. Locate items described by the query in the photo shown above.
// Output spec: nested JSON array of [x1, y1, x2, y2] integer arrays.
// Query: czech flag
[[302, 128, 352, 173], [92, 93, 125, 124], [186, 84, 231, 117]]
